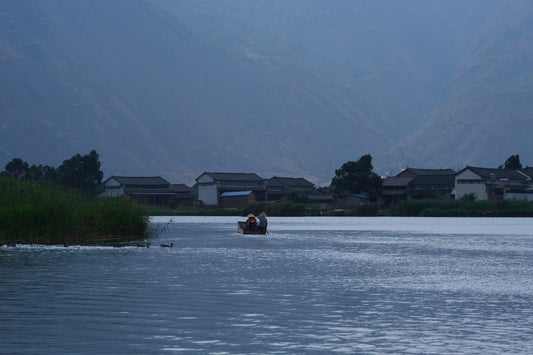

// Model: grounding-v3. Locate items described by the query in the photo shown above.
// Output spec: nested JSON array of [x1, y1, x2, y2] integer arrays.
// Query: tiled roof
[[520, 167, 533, 178], [170, 184, 192, 193], [382, 176, 414, 186], [398, 168, 455, 177], [106, 176, 169, 186], [266, 176, 314, 187], [460, 166, 526, 181], [199, 172, 264, 182], [408, 175, 455, 186]]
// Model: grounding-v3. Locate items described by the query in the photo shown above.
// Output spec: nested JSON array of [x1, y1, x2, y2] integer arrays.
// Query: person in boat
[[246, 214, 257, 228], [257, 212, 268, 231]]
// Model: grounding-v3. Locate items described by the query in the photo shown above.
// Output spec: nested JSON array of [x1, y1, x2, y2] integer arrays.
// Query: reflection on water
[[1, 217, 533, 354]]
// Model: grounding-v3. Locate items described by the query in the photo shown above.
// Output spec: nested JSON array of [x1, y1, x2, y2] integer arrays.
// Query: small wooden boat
[[237, 221, 267, 235]]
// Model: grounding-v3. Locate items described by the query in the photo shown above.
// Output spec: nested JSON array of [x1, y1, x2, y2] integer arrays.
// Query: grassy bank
[[0, 177, 149, 245], [390, 199, 533, 217], [146, 201, 327, 217]]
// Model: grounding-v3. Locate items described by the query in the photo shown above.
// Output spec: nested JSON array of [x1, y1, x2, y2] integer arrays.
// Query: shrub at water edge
[[390, 199, 533, 217], [0, 177, 149, 244]]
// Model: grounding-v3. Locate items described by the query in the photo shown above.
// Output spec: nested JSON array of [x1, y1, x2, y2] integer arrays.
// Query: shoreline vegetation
[[4, 177, 533, 247], [0, 177, 149, 246], [147, 199, 533, 218]]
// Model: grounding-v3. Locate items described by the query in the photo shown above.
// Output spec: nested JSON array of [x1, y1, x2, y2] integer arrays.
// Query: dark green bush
[[0, 177, 148, 244], [390, 198, 533, 217], [355, 203, 380, 216]]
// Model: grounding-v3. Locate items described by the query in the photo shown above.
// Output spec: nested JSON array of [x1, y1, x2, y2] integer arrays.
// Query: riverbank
[[147, 199, 533, 218], [4, 175, 532, 246], [389, 199, 533, 217]]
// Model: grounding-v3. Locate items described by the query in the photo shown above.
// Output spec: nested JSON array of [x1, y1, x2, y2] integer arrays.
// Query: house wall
[[105, 178, 121, 188], [454, 182, 487, 200], [101, 178, 122, 197], [455, 170, 487, 200], [197, 174, 215, 184], [220, 193, 255, 208], [100, 189, 123, 197], [456, 170, 482, 180], [198, 185, 218, 206]]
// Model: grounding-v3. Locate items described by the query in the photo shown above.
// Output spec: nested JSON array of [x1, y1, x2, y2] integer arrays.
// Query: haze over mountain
[[1, 0, 532, 185]]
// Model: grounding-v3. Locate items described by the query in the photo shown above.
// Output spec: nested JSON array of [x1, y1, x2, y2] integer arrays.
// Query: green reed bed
[[0, 177, 149, 244]]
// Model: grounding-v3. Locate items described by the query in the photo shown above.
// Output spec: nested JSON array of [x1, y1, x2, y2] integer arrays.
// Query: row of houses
[[101, 165, 533, 210], [380, 166, 533, 206], [101, 172, 317, 209]]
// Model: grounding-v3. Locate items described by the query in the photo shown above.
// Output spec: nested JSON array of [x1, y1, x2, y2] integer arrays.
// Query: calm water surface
[[1, 217, 533, 354]]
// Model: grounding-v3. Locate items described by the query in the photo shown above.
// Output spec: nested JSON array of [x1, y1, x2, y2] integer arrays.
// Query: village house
[[265, 176, 315, 202], [307, 194, 335, 208], [454, 166, 531, 200], [195, 172, 266, 208], [169, 183, 195, 207], [219, 191, 256, 208], [101, 176, 193, 207], [99, 164, 533, 209], [335, 193, 369, 209], [380, 168, 456, 206]]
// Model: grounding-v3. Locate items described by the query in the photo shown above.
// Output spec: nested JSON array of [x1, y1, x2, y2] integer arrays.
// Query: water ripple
[[2, 217, 533, 354]]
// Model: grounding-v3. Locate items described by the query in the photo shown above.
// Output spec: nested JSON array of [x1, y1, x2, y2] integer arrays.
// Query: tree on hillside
[[56, 150, 104, 193], [331, 154, 383, 197], [500, 154, 522, 170]]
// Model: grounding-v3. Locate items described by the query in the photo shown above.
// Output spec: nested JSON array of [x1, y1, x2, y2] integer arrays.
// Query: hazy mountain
[[1, 0, 532, 184], [406, 0, 533, 170]]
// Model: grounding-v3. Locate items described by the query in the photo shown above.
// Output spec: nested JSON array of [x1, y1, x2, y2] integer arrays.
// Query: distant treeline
[[0, 177, 149, 245], [1, 150, 104, 194]]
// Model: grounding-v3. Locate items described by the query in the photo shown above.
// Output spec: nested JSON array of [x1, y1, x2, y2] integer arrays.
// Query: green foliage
[[287, 192, 309, 203], [56, 150, 103, 193], [501, 154, 522, 169], [4, 158, 29, 179], [355, 203, 380, 216], [0, 177, 148, 244], [459, 192, 477, 200], [331, 154, 383, 197], [3, 150, 103, 194], [390, 199, 533, 217]]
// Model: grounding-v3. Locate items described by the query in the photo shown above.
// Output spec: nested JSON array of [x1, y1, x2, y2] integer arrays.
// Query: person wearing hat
[[257, 212, 268, 231], [246, 214, 257, 228]]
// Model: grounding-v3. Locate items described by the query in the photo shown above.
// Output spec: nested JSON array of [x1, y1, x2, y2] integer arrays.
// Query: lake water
[[1, 216, 533, 354]]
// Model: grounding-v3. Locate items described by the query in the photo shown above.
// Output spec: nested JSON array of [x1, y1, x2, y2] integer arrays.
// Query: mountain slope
[[0, 0, 394, 183], [406, 0, 533, 170], [1, 0, 533, 184]]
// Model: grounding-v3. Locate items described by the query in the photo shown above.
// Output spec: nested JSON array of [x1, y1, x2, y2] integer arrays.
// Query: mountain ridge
[[1, 0, 532, 185]]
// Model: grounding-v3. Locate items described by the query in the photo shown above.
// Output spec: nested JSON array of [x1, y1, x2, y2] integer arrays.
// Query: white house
[[195, 172, 265, 207], [454, 166, 529, 200]]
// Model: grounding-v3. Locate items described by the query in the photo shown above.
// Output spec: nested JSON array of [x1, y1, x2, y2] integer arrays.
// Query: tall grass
[[0, 177, 149, 244]]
